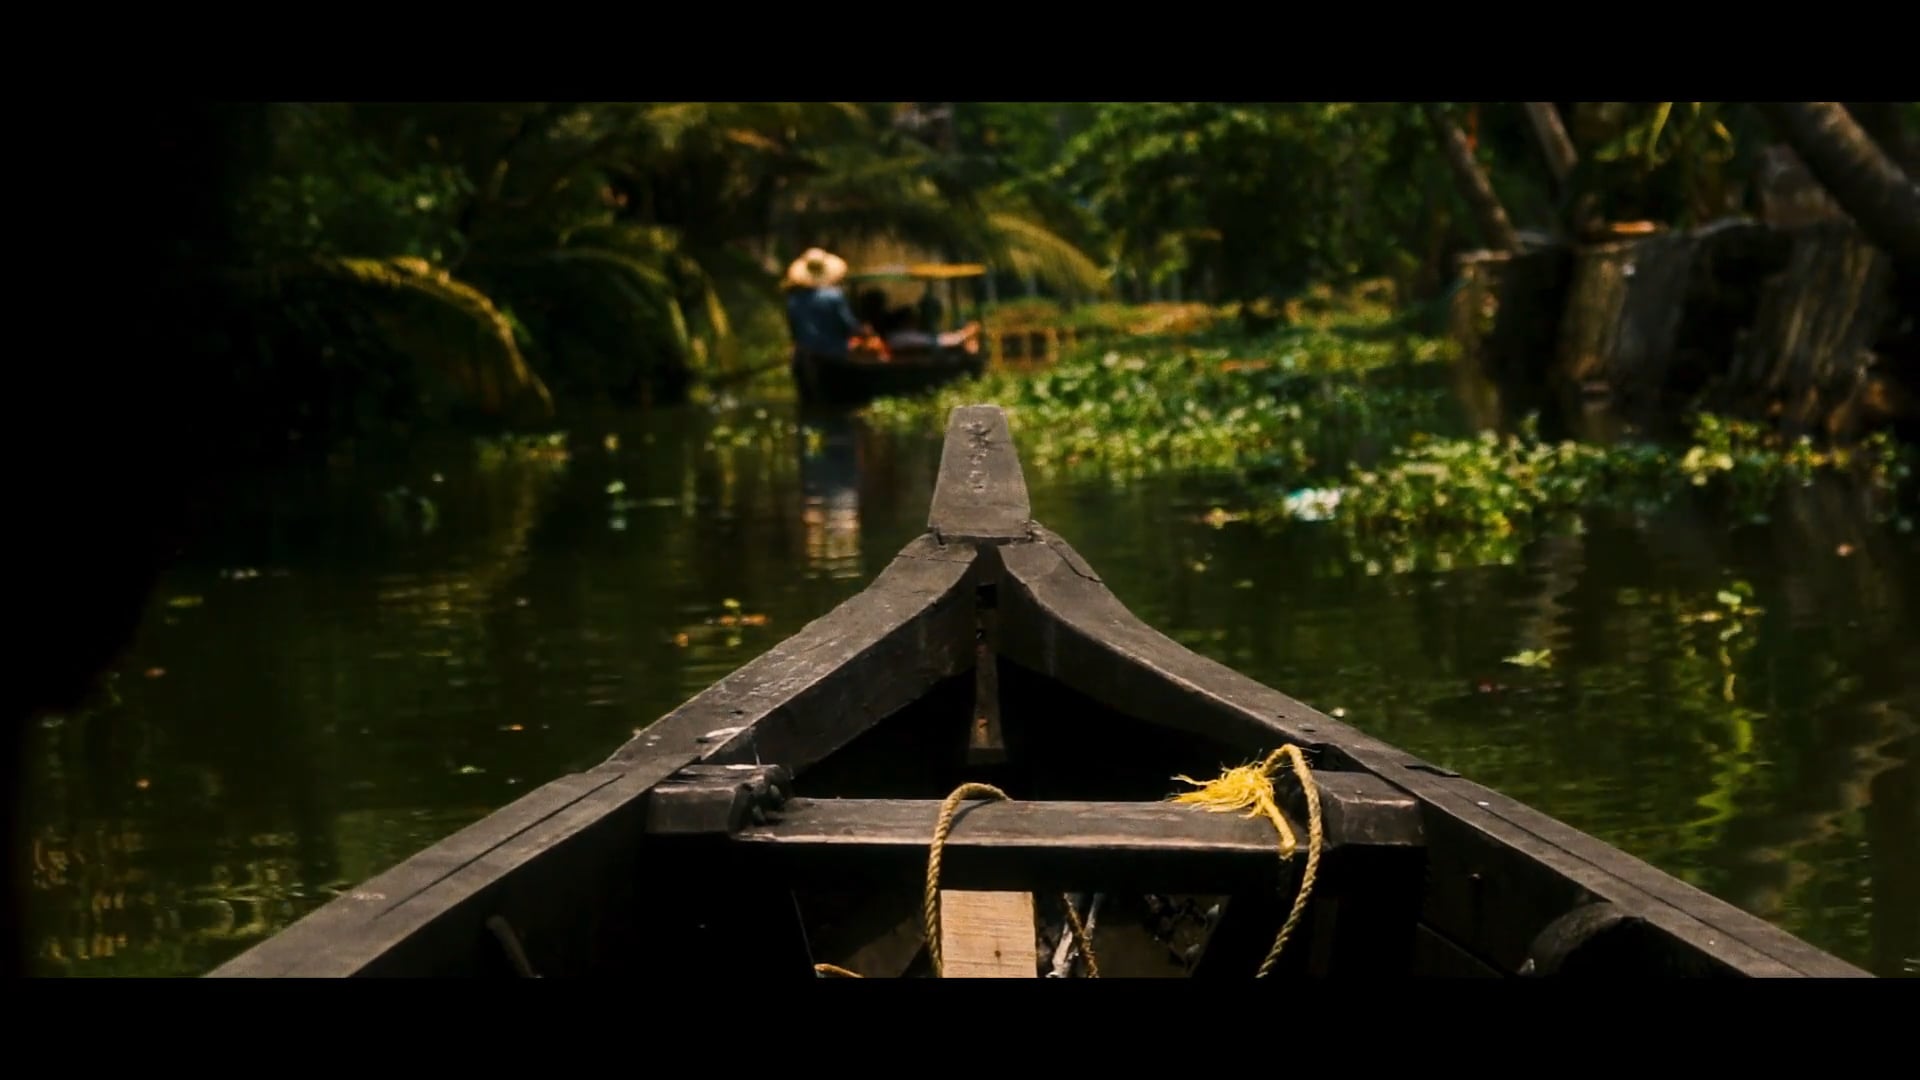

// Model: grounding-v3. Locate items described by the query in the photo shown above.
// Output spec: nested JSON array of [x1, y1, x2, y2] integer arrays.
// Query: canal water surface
[[23, 399, 1919, 977]]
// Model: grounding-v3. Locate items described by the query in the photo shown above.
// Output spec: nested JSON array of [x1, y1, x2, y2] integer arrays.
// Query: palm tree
[[240, 102, 1112, 416]]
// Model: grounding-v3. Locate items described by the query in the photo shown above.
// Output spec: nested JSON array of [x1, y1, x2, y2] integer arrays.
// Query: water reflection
[[799, 412, 865, 580], [1024, 471, 1919, 978], [21, 403, 1920, 977], [25, 443, 575, 976]]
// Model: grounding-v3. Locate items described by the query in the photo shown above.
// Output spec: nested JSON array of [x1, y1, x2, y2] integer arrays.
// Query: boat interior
[[207, 405, 1871, 981]]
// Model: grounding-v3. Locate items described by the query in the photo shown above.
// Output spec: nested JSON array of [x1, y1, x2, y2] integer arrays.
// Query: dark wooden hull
[[208, 406, 1873, 979], [793, 349, 986, 408]]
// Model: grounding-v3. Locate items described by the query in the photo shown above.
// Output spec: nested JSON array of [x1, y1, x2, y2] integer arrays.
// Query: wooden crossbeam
[[731, 774, 1422, 894]]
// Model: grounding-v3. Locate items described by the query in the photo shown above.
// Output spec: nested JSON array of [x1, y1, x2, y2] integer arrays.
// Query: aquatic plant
[[1289, 414, 1913, 573], [1326, 414, 1903, 524], [871, 291, 1913, 577], [866, 308, 1459, 483]]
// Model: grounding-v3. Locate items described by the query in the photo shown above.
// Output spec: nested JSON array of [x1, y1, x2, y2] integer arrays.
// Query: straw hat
[[784, 247, 848, 289]]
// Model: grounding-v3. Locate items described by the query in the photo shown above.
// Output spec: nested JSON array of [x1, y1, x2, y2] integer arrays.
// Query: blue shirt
[[786, 286, 862, 357]]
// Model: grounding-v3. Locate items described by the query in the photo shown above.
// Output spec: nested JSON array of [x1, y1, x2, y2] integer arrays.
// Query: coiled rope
[[812, 746, 1321, 979], [1169, 744, 1322, 978]]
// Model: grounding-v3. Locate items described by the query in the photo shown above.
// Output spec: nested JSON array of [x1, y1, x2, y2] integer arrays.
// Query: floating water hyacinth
[[1282, 487, 1343, 522]]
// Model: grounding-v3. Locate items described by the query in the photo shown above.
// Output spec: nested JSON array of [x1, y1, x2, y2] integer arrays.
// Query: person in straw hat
[[784, 247, 879, 398], [784, 247, 872, 357]]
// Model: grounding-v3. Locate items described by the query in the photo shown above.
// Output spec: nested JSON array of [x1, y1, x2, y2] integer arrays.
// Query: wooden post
[[968, 583, 1006, 765], [938, 891, 1037, 977], [1726, 221, 1897, 437]]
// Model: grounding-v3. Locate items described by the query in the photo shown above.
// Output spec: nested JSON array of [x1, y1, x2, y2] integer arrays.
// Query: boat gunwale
[[993, 526, 1870, 978], [207, 533, 979, 977], [205, 404, 1875, 979]]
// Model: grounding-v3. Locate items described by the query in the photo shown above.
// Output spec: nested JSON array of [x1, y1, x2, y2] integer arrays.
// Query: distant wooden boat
[[209, 406, 1872, 979], [792, 346, 987, 409], [793, 263, 988, 408]]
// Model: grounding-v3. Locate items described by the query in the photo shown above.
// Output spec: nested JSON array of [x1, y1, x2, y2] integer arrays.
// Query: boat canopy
[[849, 263, 988, 282]]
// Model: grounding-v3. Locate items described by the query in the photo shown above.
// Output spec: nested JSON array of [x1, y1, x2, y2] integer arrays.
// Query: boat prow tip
[[929, 403, 1033, 545]]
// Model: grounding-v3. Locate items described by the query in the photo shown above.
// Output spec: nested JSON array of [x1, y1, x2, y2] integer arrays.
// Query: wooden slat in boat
[[731, 768, 1421, 896], [208, 405, 1875, 979]]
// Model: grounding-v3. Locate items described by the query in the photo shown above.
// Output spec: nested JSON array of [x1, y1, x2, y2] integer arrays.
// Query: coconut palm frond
[[1003, 174, 1107, 240], [665, 296, 693, 360], [982, 211, 1112, 297], [536, 247, 675, 290], [783, 159, 985, 255], [314, 256, 554, 418], [648, 246, 735, 341], [644, 102, 870, 154], [465, 241, 702, 384], [681, 268, 737, 373], [1150, 226, 1226, 266], [724, 129, 786, 153], [562, 220, 684, 256], [641, 102, 714, 149], [528, 247, 694, 363], [794, 203, 982, 259], [701, 277, 732, 341], [566, 233, 741, 357]]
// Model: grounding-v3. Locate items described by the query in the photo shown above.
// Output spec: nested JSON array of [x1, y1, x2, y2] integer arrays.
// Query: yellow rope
[[818, 780, 1103, 978], [825, 751, 1326, 981], [1169, 744, 1323, 978], [1060, 895, 1100, 978], [923, 782, 1008, 977], [920, 782, 1102, 978]]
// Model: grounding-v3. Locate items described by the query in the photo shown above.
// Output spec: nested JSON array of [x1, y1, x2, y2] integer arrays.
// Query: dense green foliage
[[1320, 415, 1912, 572], [202, 100, 1913, 445], [1046, 104, 1468, 296], [212, 102, 1110, 440], [867, 288, 1916, 574], [34, 101, 1913, 986], [869, 284, 1460, 479]]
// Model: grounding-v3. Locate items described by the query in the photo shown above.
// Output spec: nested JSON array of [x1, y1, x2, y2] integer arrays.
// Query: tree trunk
[[1422, 103, 1519, 252], [1523, 102, 1579, 192], [1755, 144, 1849, 228], [1843, 101, 1918, 177], [1753, 102, 1920, 268]]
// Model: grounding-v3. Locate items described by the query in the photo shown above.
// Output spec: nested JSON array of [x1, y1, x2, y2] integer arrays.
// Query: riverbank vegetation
[[38, 101, 1920, 727], [866, 280, 1916, 574], [221, 94, 1915, 587], [167, 102, 1917, 454], [25, 101, 1916, 984]]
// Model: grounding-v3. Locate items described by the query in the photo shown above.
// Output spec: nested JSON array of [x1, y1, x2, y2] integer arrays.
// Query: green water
[[22, 400, 1919, 977]]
